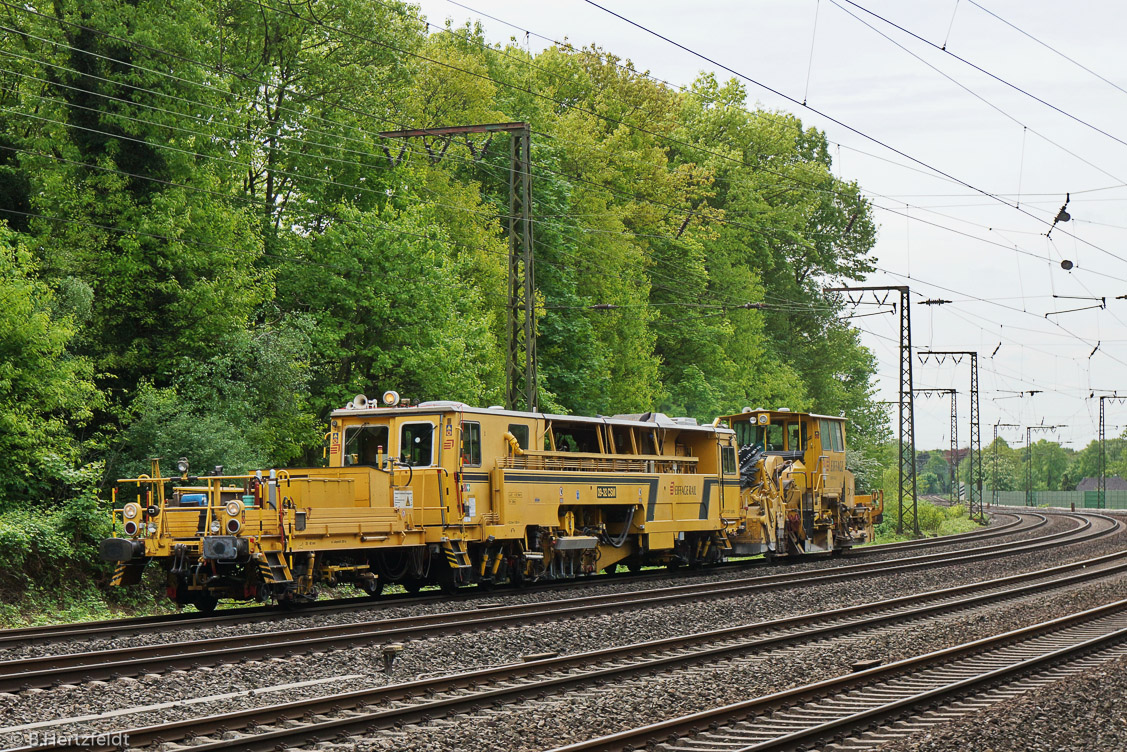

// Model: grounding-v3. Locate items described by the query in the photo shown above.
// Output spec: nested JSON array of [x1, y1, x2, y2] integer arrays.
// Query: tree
[[921, 450, 950, 494], [0, 226, 101, 507]]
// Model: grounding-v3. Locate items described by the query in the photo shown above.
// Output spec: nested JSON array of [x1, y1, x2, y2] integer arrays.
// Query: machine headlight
[[225, 500, 243, 517], [146, 522, 158, 535], [123, 521, 138, 536], [123, 503, 139, 519], [226, 518, 242, 534], [209, 520, 221, 534]]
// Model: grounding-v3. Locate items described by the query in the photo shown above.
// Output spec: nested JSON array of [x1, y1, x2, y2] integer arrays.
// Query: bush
[[872, 497, 981, 543], [0, 461, 112, 595]]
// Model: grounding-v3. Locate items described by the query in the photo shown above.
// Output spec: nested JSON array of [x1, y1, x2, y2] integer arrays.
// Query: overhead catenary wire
[[828, 0, 1127, 186], [965, 0, 1127, 100], [0, 17, 869, 310], [4, 0, 1122, 444], [15, 0, 1127, 302], [578, 0, 1127, 270], [838, 0, 1127, 152], [10, 0, 1123, 317]]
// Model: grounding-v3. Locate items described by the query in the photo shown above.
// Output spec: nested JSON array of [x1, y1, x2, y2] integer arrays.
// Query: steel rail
[[14, 540, 1127, 752], [0, 512, 1111, 692], [0, 512, 1031, 647], [547, 600, 1127, 752]]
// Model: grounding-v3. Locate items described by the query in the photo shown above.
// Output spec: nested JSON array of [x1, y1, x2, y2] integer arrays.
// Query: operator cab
[[727, 408, 848, 493], [731, 408, 808, 461]]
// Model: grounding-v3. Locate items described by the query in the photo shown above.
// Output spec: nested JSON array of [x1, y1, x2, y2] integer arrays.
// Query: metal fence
[[984, 489, 1127, 509]]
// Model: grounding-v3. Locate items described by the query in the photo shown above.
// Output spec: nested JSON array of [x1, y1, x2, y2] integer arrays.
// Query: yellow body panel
[[103, 400, 876, 607]]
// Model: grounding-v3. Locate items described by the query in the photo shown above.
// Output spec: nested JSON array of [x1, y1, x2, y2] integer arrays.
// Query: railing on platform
[[499, 451, 698, 474]]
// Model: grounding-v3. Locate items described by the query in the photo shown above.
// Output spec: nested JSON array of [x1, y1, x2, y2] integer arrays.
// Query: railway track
[[0, 511, 1104, 693], [551, 598, 1127, 752], [9, 525, 1127, 752], [0, 511, 1033, 650]]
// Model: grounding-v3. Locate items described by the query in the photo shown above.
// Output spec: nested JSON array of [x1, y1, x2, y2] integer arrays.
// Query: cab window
[[764, 424, 785, 452], [400, 422, 434, 466], [736, 422, 769, 451], [462, 422, 482, 466], [343, 425, 389, 467], [786, 422, 806, 452], [508, 423, 529, 450], [819, 420, 843, 452], [722, 446, 737, 474]]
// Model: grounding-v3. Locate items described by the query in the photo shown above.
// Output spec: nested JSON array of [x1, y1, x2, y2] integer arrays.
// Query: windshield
[[343, 425, 390, 466]]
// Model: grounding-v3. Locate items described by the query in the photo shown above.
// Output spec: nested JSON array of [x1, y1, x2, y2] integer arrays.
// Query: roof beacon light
[[382, 390, 400, 406]]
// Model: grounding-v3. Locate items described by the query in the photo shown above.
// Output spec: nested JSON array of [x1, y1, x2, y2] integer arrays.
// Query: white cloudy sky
[[413, 0, 1127, 449]]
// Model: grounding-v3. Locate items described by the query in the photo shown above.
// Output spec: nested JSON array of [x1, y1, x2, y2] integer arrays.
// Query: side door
[[397, 419, 446, 527]]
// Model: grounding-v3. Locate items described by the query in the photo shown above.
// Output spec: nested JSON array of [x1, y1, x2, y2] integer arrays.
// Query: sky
[[412, 0, 1127, 450]]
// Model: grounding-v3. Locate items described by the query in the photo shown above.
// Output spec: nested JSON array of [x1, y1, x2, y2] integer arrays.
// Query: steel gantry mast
[[826, 285, 917, 536], [915, 388, 957, 501], [919, 351, 982, 521], [1094, 393, 1125, 509], [1100, 398, 1106, 509], [992, 422, 1021, 507], [1024, 424, 1064, 506], [378, 122, 537, 411]]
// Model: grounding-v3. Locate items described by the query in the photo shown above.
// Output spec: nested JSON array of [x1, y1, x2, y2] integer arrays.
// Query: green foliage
[[919, 472, 941, 495], [0, 227, 102, 507], [0, 3, 892, 603], [846, 447, 883, 494], [921, 450, 951, 494], [0, 462, 108, 594], [0, 570, 174, 628], [873, 494, 978, 542]]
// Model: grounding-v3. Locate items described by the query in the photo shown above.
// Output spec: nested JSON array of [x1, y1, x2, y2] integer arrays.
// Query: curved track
[[7, 514, 1124, 752], [0, 512, 1113, 694], [551, 600, 1127, 752], [0, 511, 1036, 650]]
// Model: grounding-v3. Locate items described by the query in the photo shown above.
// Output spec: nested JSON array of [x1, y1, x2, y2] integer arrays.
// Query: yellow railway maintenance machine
[[101, 393, 747, 610], [724, 408, 882, 558]]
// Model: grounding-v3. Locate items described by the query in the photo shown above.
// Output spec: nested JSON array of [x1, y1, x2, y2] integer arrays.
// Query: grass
[[0, 572, 176, 628], [872, 500, 983, 544]]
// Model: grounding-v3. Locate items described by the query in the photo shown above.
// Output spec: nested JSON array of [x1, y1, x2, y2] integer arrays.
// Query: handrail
[[518, 449, 698, 462]]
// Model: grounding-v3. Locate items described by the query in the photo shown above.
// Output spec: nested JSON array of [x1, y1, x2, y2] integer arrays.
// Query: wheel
[[402, 578, 423, 594], [365, 579, 385, 599], [602, 563, 620, 575], [193, 593, 218, 613], [627, 561, 642, 574], [437, 566, 464, 595]]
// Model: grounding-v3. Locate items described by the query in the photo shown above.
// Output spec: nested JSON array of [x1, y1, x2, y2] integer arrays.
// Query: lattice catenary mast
[[826, 285, 917, 536], [378, 122, 537, 411], [919, 351, 982, 521]]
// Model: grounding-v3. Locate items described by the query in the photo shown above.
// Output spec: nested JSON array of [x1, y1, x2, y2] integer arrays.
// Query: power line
[[966, 1, 1127, 99], [0, 23, 865, 305], [18, 0, 1121, 318], [828, 0, 1127, 186], [838, 0, 1127, 151], [579, 0, 1127, 270]]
